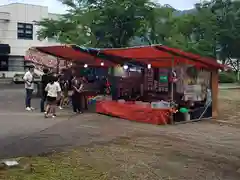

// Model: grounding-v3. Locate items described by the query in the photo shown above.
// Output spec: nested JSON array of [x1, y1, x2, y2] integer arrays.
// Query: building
[[0, 3, 60, 78]]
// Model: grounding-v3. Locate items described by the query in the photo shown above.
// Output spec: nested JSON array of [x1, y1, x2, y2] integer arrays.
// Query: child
[[44, 76, 61, 118]]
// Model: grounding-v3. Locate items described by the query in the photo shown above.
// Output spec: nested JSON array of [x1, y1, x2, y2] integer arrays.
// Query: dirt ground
[[1, 89, 240, 180], [218, 89, 240, 124]]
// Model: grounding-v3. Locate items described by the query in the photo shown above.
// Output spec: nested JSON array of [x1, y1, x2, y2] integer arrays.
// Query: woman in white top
[[23, 65, 35, 111], [44, 76, 61, 118]]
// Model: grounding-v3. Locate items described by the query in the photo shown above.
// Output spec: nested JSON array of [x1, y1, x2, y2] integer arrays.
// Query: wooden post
[[211, 69, 218, 118], [56, 57, 60, 74], [170, 56, 174, 124]]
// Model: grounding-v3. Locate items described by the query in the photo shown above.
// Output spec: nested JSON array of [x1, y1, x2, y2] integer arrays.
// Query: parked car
[[13, 73, 41, 84], [13, 73, 24, 84]]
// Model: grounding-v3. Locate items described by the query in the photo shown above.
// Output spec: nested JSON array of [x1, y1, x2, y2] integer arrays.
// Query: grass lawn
[[0, 136, 180, 180], [0, 148, 113, 180]]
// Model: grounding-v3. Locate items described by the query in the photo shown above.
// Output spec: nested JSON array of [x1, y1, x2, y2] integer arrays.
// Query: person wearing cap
[[23, 65, 35, 111]]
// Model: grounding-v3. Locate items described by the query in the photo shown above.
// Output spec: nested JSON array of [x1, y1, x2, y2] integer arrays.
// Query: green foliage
[[37, 0, 156, 48], [36, 0, 240, 72], [219, 71, 236, 83]]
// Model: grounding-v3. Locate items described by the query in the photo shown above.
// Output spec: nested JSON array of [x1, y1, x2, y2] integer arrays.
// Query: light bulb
[[101, 62, 104, 66], [123, 65, 128, 70], [84, 64, 88, 68], [147, 64, 151, 69]]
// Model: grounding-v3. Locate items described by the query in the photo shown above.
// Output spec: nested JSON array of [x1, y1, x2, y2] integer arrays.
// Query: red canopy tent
[[88, 45, 223, 123], [34, 45, 116, 67], [96, 45, 225, 69], [28, 44, 225, 70], [27, 44, 223, 124]]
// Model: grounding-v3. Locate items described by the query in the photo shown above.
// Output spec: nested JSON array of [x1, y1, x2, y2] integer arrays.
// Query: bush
[[219, 72, 236, 83]]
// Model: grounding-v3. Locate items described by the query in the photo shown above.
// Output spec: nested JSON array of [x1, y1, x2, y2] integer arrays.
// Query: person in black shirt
[[40, 68, 51, 112], [71, 76, 83, 113]]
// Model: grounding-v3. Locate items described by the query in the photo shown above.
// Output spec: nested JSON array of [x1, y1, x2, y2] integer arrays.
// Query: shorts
[[47, 96, 57, 104], [61, 90, 68, 97]]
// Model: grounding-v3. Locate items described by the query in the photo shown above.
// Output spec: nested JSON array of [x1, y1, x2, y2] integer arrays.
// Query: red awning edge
[[26, 44, 229, 70]]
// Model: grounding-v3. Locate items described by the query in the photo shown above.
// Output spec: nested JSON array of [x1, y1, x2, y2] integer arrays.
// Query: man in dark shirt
[[40, 68, 51, 112]]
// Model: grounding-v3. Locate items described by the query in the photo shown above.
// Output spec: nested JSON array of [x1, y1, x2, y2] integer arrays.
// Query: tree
[[162, 2, 219, 58], [37, 0, 155, 48], [206, 0, 240, 80], [142, 4, 176, 44]]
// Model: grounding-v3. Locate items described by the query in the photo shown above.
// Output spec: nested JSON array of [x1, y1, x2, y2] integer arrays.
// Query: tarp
[[96, 101, 172, 125], [25, 48, 71, 71], [28, 44, 226, 70], [99, 45, 225, 69], [34, 45, 115, 67]]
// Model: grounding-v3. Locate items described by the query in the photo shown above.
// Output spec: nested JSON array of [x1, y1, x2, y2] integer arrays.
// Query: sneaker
[[30, 107, 35, 110], [59, 106, 63, 110], [52, 115, 56, 118], [26, 107, 31, 111]]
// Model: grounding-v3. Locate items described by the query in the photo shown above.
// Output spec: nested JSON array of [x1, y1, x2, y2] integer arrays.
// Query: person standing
[[44, 76, 61, 118], [72, 76, 83, 113], [58, 74, 69, 109], [40, 68, 51, 112], [23, 65, 35, 111]]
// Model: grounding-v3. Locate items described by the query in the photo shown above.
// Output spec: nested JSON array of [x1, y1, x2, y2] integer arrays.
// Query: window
[[0, 55, 8, 71], [17, 23, 33, 40]]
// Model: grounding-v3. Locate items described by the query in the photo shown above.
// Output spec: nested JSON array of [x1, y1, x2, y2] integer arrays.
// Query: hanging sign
[[158, 69, 169, 92], [159, 75, 168, 82]]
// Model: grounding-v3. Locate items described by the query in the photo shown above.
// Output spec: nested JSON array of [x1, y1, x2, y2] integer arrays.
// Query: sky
[[0, 0, 201, 14]]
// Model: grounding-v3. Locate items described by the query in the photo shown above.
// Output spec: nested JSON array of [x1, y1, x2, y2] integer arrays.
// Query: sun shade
[[31, 44, 226, 70], [97, 45, 225, 69], [34, 45, 115, 67]]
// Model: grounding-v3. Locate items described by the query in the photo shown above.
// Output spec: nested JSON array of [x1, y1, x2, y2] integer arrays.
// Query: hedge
[[219, 72, 237, 83]]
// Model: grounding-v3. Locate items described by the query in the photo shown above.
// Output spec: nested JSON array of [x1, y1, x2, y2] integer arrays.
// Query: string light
[[123, 65, 128, 70], [101, 62, 104, 66], [84, 64, 88, 68], [147, 64, 151, 69]]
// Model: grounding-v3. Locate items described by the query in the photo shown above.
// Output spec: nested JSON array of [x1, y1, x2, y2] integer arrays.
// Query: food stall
[[85, 45, 225, 124], [25, 44, 225, 125]]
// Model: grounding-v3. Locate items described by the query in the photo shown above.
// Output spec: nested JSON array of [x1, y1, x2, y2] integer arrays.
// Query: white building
[[0, 3, 60, 78]]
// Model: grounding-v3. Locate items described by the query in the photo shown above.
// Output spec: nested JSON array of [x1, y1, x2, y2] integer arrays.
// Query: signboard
[[158, 69, 168, 92], [159, 75, 168, 82], [144, 68, 154, 91], [25, 48, 70, 72], [183, 68, 211, 101]]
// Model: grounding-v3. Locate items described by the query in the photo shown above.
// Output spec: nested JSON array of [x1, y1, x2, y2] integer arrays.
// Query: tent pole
[[170, 56, 174, 124], [57, 57, 60, 74]]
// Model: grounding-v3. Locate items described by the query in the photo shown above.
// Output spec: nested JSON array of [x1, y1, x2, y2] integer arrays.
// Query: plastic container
[[118, 99, 125, 103], [151, 102, 158, 109], [183, 113, 190, 121], [151, 101, 170, 109]]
